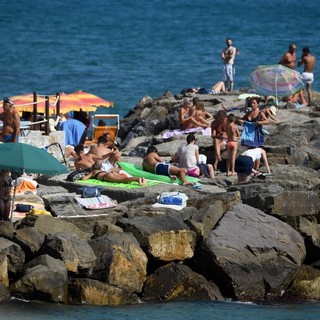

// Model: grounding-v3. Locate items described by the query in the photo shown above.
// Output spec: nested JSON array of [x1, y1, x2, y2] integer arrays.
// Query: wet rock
[[117, 215, 197, 262], [40, 232, 96, 276], [68, 278, 140, 305], [0, 283, 10, 302], [142, 262, 224, 302], [10, 254, 68, 303], [89, 233, 147, 293]]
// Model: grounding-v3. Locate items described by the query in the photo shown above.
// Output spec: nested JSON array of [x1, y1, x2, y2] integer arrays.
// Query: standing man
[[279, 44, 297, 69], [221, 38, 237, 92], [298, 47, 316, 106], [0, 98, 20, 142]]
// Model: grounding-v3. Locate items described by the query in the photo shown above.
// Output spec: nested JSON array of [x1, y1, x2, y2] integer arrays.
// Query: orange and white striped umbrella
[[50, 92, 87, 114], [8, 93, 50, 112], [70, 90, 114, 109]]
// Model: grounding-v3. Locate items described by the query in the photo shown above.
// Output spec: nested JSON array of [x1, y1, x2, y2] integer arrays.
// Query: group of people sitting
[[68, 95, 275, 186]]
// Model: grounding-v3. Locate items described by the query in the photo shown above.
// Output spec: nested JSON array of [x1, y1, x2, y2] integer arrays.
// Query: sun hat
[[182, 97, 192, 105], [269, 106, 277, 115]]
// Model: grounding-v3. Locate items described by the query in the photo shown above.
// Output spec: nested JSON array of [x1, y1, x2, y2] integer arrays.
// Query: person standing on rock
[[298, 47, 316, 106], [221, 38, 237, 91], [142, 146, 194, 186], [279, 44, 297, 69], [0, 98, 20, 142], [211, 109, 228, 171]]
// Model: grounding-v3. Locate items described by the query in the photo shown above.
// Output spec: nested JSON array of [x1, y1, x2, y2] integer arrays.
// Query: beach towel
[[241, 121, 264, 147], [117, 162, 199, 184], [162, 127, 211, 140], [76, 178, 160, 189], [60, 119, 86, 146], [75, 195, 117, 210]]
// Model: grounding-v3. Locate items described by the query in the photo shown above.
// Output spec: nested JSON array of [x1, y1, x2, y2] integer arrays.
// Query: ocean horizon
[[1, 0, 319, 119]]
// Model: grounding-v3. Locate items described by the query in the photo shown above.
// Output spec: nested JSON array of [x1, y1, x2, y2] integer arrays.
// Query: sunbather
[[81, 168, 147, 186], [142, 145, 194, 186]]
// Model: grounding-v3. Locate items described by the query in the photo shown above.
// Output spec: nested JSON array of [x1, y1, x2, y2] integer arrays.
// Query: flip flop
[[193, 183, 202, 190]]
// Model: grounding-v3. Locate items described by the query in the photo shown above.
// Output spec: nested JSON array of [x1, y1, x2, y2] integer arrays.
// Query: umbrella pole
[[9, 178, 18, 222]]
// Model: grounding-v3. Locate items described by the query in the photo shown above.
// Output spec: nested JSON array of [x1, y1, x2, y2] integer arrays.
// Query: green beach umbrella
[[0, 142, 68, 175], [0, 142, 68, 221]]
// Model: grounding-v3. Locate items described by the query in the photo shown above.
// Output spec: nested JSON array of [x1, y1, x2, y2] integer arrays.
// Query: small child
[[226, 114, 240, 176]]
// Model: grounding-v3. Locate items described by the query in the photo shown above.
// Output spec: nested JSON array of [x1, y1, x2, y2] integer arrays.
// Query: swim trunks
[[223, 64, 234, 82], [235, 155, 253, 175], [155, 162, 170, 176], [301, 72, 314, 84], [2, 134, 19, 143], [227, 141, 237, 149]]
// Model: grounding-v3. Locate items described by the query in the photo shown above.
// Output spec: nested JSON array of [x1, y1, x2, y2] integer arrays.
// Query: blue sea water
[[1, 0, 320, 318], [1, 299, 320, 320], [1, 0, 320, 119]]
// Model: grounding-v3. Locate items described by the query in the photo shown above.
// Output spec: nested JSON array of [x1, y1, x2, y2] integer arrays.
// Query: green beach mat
[[75, 178, 160, 189], [117, 161, 200, 184]]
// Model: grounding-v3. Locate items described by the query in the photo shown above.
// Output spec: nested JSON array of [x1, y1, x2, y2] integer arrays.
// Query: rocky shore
[[1, 90, 320, 306]]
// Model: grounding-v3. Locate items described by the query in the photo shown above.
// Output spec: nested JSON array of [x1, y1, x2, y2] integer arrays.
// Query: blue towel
[[241, 121, 264, 147], [60, 119, 86, 146]]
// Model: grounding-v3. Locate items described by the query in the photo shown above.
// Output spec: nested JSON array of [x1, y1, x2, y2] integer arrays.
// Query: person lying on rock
[[142, 145, 194, 186], [74, 144, 110, 171], [81, 168, 147, 186]]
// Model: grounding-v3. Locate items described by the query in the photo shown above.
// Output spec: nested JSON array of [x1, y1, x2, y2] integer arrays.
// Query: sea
[[1, 0, 320, 318]]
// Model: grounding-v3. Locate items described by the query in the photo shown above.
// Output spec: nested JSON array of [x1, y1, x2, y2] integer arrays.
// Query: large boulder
[[287, 265, 320, 300], [186, 191, 241, 239], [194, 203, 306, 302], [0, 283, 10, 303], [0, 237, 25, 277], [10, 254, 68, 303], [11, 227, 45, 260], [89, 233, 147, 293], [142, 262, 224, 302], [68, 278, 140, 305], [16, 215, 90, 240], [0, 255, 8, 287], [40, 232, 96, 276], [117, 215, 197, 262]]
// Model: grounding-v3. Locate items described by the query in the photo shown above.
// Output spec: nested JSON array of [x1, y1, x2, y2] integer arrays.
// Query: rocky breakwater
[[1, 90, 320, 306]]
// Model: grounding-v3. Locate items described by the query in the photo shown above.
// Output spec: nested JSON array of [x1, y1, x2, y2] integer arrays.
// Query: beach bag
[[76, 186, 104, 198], [158, 192, 188, 206], [66, 169, 91, 182], [15, 204, 34, 212]]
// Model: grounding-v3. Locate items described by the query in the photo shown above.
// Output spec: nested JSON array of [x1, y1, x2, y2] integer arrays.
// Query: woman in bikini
[[0, 170, 12, 221], [81, 168, 147, 186]]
